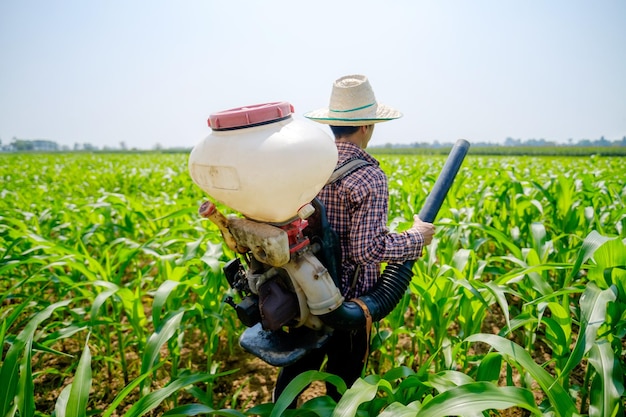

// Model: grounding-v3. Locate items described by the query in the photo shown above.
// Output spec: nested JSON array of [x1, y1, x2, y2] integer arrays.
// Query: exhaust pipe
[[319, 139, 470, 330]]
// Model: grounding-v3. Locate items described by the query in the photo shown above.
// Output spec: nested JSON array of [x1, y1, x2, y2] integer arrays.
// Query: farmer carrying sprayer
[[273, 74, 435, 405], [188, 74, 469, 408]]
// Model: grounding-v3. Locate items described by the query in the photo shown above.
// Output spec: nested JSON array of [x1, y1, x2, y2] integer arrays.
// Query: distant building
[[0, 143, 16, 152], [31, 140, 59, 151], [0, 139, 60, 152]]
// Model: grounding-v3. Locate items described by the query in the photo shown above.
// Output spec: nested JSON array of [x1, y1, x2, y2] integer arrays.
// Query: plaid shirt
[[318, 141, 425, 299]]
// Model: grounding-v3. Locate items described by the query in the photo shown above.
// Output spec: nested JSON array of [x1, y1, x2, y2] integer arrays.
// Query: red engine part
[[281, 218, 310, 253]]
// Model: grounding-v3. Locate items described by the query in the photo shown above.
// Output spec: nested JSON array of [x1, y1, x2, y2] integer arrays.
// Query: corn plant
[[2, 151, 625, 416]]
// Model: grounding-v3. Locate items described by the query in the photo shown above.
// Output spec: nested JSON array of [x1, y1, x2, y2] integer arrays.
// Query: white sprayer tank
[[188, 102, 338, 223]]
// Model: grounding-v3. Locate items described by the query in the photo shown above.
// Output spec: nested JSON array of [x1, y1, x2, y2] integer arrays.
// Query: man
[[273, 74, 435, 405]]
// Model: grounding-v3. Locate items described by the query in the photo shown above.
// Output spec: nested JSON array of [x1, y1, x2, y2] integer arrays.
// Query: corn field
[[1, 151, 625, 417]]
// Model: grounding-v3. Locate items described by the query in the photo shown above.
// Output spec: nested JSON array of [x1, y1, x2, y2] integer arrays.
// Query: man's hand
[[411, 215, 435, 245]]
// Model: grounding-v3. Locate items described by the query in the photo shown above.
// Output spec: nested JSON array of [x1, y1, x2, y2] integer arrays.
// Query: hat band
[[329, 102, 376, 113]]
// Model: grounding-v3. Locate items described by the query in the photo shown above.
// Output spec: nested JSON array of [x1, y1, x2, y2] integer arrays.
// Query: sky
[[1, 0, 625, 150]]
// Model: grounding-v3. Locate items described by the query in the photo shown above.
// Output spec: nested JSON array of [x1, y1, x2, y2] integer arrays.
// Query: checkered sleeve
[[344, 166, 425, 265]]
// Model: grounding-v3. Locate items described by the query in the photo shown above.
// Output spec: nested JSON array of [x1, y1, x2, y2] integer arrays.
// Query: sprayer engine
[[188, 99, 471, 367], [199, 200, 344, 336]]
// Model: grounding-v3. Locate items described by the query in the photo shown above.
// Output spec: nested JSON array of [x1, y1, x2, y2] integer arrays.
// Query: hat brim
[[304, 103, 402, 126]]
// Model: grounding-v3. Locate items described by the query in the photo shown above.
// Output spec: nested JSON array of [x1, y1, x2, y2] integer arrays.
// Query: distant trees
[[12, 139, 35, 151], [503, 136, 625, 148], [2, 135, 625, 153]]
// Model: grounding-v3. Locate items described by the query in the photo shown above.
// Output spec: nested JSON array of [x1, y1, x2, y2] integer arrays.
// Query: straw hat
[[304, 74, 402, 126]]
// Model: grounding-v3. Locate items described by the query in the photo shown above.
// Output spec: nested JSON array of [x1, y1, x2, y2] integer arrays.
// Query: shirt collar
[[335, 141, 380, 166]]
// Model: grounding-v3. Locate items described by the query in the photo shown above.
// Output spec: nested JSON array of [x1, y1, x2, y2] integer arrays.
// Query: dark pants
[[273, 326, 369, 407]]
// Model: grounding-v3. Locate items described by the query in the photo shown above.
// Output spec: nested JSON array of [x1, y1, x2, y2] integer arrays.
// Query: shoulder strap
[[326, 159, 371, 185]]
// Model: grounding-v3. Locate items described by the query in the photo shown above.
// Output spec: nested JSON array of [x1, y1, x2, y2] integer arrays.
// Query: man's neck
[[336, 135, 367, 149]]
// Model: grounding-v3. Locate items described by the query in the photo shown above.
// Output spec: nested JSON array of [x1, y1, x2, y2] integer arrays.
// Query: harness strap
[[326, 159, 371, 185], [328, 157, 374, 365], [350, 297, 373, 365]]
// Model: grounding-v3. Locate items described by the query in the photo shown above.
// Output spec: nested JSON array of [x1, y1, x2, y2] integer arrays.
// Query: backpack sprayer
[[188, 102, 470, 366]]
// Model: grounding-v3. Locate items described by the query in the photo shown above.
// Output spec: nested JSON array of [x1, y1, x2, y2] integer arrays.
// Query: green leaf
[[55, 385, 72, 417], [182, 237, 204, 262], [587, 237, 626, 292], [467, 223, 522, 259], [465, 333, 577, 417], [90, 288, 118, 325], [560, 283, 616, 379], [140, 309, 185, 377], [382, 366, 415, 381], [587, 340, 624, 417], [332, 377, 390, 417], [416, 382, 541, 417], [152, 207, 199, 222], [567, 230, 613, 287], [299, 395, 339, 417], [163, 403, 248, 416], [100, 362, 165, 417], [152, 280, 181, 328], [66, 335, 92, 417], [123, 373, 217, 417], [480, 281, 512, 331], [427, 370, 475, 393], [379, 400, 423, 417], [0, 320, 6, 358], [269, 371, 345, 417], [522, 248, 554, 296], [530, 222, 548, 260], [0, 300, 71, 417], [476, 352, 503, 383], [16, 339, 34, 417], [538, 302, 571, 358]]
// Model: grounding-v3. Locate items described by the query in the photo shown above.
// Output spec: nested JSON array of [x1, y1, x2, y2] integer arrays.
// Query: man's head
[[329, 124, 375, 149], [304, 75, 402, 126]]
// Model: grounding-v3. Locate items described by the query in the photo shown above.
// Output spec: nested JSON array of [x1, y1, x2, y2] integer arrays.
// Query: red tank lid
[[208, 101, 295, 130]]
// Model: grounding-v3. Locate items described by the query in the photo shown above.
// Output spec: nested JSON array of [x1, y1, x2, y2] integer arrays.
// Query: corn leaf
[[89, 281, 119, 325], [417, 382, 541, 417], [567, 230, 613, 287], [587, 237, 626, 292], [332, 377, 391, 417], [465, 333, 577, 417], [587, 340, 624, 417], [152, 280, 181, 328], [382, 365, 415, 381], [298, 396, 339, 417], [476, 352, 503, 383], [378, 401, 423, 417], [0, 300, 71, 417], [139, 309, 185, 392], [163, 403, 248, 416], [427, 370, 474, 392], [538, 302, 571, 357], [479, 281, 512, 330], [467, 223, 522, 259], [65, 335, 92, 417], [530, 222, 548, 261], [16, 339, 34, 417], [124, 373, 222, 417], [54, 385, 72, 417], [0, 320, 6, 358], [100, 362, 165, 417], [560, 283, 616, 380], [267, 371, 345, 417], [522, 248, 554, 295]]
